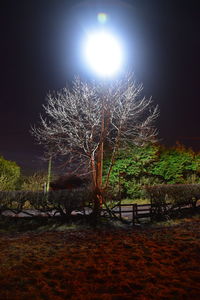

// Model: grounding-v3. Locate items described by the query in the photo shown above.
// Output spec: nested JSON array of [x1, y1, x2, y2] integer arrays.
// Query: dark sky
[[0, 0, 199, 174]]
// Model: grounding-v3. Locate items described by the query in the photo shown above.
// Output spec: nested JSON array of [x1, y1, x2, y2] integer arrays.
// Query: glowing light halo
[[83, 30, 123, 77], [97, 12, 108, 24]]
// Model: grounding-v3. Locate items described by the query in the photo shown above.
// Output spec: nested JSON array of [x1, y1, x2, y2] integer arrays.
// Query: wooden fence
[[104, 201, 197, 225], [107, 203, 151, 224]]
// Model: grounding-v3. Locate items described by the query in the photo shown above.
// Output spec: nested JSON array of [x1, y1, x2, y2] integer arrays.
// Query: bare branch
[[31, 73, 159, 189]]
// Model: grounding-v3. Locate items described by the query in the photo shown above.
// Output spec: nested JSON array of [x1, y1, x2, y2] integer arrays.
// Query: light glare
[[84, 31, 123, 77], [97, 13, 108, 24]]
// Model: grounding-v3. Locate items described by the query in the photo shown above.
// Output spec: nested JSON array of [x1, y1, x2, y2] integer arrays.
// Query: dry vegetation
[[0, 216, 200, 300]]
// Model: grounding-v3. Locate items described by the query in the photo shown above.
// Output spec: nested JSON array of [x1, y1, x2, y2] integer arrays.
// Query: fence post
[[150, 197, 154, 222], [119, 204, 122, 219], [135, 204, 138, 223], [132, 203, 138, 225], [132, 204, 135, 225], [132, 204, 136, 225]]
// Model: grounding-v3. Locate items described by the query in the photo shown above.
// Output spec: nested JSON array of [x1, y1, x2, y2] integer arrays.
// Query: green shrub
[[144, 184, 200, 220], [103, 143, 200, 200], [151, 145, 200, 184], [0, 156, 21, 190], [103, 144, 161, 199]]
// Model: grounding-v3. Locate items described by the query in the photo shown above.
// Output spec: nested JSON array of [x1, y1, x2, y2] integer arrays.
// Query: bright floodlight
[[84, 31, 123, 77]]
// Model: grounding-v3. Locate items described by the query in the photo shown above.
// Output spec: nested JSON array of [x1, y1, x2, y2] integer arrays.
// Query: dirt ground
[[0, 218, 200, 300]]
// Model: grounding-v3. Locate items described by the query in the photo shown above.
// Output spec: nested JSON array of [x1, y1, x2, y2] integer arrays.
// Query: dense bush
[[0, 155, 21, 190], [0, 188, 93, 217], [144, 184, 200, 219], [151, 144, 200, 184], [103, 144, 159, 199], [103, 144, 200, 199]]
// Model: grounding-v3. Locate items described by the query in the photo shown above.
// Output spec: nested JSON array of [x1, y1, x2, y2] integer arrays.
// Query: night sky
[[0, 0, 199, 174]]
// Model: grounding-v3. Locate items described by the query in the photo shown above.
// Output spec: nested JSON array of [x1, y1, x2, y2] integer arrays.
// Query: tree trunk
[[90, 154, 96, 187], [90, 152, 103, 220], [96, 144, 103, 208]]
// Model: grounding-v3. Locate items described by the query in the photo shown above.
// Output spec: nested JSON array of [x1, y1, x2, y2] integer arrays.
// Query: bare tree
[[32, 73, 159, 211]]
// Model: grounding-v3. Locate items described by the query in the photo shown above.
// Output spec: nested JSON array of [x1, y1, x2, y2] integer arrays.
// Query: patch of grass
[[0, 216, 56, 233], [0, 218, 200, 300], [0, 215, 87, 233], [0, 213, 131, 234], [121, 198, 150, 205], [104, 198, 150, 208], [149, 208, 200, 228]]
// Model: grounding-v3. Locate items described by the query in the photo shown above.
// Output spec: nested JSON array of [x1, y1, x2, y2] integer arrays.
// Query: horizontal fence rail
[[106, 203, 151, 224], [103, 201, 199, 225], [0, 189, 199, 223]]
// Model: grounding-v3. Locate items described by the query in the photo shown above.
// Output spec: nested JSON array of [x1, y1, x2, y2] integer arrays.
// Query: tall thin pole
[[46, 156, 52, 192], [96, 108, 104, 188]]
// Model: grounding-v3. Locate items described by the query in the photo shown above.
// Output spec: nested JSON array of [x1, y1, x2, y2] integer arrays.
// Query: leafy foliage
[[103, 144, 200, 199], [103, 144, 160, 199], [0, 155, 21, 190], [151, 144, 200, 184]]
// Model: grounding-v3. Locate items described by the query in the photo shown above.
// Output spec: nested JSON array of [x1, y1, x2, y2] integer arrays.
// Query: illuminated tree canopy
[[32, 73, 159, 207]]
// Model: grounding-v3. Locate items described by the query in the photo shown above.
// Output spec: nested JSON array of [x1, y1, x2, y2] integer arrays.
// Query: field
[[0, 216, 200, 300]]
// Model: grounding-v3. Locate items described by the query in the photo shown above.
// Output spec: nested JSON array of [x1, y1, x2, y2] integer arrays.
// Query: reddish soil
[[0, 219, 200, 300]]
